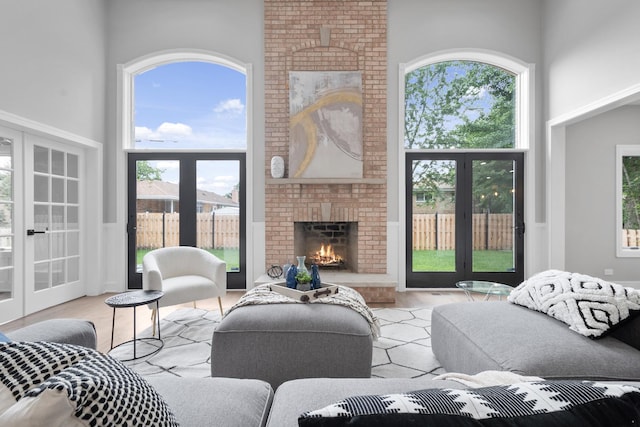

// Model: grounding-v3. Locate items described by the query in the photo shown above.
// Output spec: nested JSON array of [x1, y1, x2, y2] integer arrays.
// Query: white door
[[24, 135, 85, 315], [0, 126, 24, 324]]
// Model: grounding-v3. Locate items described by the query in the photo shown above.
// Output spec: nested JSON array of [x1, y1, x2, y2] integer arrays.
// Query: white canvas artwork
[[289, 71, 363, 178]]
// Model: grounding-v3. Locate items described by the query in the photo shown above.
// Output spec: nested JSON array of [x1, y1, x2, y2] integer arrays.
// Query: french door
[[0, 127, 23, 323], [0, 126, 87, 324], [127, 152, 246, 290], [406, 152, 524, 288], [24, 136, 85, 313]]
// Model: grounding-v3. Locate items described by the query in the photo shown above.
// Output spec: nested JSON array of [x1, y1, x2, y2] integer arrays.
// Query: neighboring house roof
[[137, 180, 238, 207]]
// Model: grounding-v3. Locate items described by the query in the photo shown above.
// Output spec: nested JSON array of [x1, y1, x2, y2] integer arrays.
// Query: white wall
[[564, 106, 640, 282], [543, 0, 640, 120], [0, 0, 106, 143], [544, 0, 640, 280]]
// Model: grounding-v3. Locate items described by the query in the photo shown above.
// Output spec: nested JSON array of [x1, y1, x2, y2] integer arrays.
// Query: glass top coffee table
[[456, 280, 513, 301]]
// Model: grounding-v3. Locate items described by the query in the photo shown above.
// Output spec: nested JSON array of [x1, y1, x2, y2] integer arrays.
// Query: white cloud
[[214, 99, 245, 116], [157, 122, 193, 136], [134, 122, 193, 144], [154, 160, 179, 170], [134, 126, 154, 140]]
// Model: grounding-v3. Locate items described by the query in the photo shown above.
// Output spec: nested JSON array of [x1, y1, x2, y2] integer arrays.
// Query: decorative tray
[[270, 283, 339, 303]]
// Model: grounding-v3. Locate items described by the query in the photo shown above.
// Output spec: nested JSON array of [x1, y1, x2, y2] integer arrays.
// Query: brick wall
[[264, 0, 387, 274]]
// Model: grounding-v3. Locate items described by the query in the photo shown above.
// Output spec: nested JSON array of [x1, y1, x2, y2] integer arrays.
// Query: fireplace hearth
[[294, 222, 358, 272]]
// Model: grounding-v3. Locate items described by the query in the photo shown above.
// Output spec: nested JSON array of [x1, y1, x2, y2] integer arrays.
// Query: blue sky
[[134, 61, 246, 195]]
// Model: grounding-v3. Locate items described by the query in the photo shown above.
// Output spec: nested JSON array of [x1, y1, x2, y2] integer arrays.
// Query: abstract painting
[[289, 71, 363, 178]]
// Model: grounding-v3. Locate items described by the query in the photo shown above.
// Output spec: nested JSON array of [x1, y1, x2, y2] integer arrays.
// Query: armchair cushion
[[142, 246, 226, 309]]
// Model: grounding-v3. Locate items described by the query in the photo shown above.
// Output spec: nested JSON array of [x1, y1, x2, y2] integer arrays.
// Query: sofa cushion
[[431, 301, 640, 381], [610, 314, 640, 350], [508, 270, 640, 338], [266, 378, 468, 427], [298, 381, 640, 426], [149, 377, 274, 427], [6, 318, 97, 349], [0, 341, 178, 426]]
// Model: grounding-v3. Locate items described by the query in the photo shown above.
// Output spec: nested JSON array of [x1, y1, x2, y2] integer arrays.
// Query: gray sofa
[[6, 305, 640, 427], [431, 301, 640, 381]]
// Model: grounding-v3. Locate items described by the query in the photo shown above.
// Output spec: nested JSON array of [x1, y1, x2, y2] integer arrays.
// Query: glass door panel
[[471, 160, 516, 273], [410, 159, 457, 273], [0, 137, 14, 307], [32, 146, 80, 292], [135, 160, 180, 274], [196, 160, 240, 273]]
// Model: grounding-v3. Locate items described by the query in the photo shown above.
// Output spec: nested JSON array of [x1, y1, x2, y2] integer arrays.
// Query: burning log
[[311, 244, 345, 268]]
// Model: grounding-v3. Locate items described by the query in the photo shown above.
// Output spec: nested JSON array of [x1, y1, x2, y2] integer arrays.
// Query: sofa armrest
[[6, 319, 97, 349]]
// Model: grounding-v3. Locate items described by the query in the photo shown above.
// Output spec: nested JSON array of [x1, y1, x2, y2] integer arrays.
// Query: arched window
[[401, 50, 532, 289], [402, 50, 531, 151], [133, 61, 246, 150], [119, 51, 250, 290], [405, 61, 516, 150]]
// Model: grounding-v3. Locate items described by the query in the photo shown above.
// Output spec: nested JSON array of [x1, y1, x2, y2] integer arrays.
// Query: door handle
[[26, 229, 46, 236]]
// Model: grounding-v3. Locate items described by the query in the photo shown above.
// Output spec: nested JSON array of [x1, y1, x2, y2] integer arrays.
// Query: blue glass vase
[[311, 264, 321, 289], [285, 264, 298, 289]]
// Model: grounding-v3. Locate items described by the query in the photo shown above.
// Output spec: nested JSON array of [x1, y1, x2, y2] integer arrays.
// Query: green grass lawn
[[412, 250, 514, 272], [136, 248, 240, 272]]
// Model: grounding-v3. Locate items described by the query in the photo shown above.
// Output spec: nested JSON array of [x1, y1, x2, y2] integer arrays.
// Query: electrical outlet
[[604, 269, 614, 276]]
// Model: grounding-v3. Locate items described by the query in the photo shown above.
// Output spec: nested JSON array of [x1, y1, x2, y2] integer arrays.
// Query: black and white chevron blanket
[[298, 380, 640, 426], [507, 269, 640, 338]]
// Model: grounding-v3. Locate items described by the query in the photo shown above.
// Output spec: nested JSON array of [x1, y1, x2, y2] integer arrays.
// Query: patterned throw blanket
[[225, 283, 381, 339]]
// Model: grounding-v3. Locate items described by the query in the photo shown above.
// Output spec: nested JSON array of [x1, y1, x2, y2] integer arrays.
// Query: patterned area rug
[[118, 307, 444, 380]]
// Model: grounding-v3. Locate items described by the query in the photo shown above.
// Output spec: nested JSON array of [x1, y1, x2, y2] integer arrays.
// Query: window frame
[[616, 144, 640, 258], [397, 49, 535, 291], [116, 49, 254, 291]]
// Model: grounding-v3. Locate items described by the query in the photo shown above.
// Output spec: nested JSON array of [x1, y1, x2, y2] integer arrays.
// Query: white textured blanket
[[225, 283, 381, 339]]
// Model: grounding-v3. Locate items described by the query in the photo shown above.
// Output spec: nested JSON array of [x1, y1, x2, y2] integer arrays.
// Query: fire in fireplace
[[294, 222, 358, 271], [310, 243, 344, 268]]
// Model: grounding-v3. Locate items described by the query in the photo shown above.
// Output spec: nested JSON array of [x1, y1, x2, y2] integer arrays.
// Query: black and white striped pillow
[[299, 381, 640, 426], [0, 341, 178, 426]]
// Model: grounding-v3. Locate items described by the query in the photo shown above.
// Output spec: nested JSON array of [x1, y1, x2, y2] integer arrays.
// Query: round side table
[[105, 290, 164, 361]]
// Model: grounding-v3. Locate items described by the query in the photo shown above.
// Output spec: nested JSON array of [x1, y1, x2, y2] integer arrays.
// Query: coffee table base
[[109, 337, 164, 362]]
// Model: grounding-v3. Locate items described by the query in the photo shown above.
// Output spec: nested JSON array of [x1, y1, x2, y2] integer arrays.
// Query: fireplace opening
[[294, 222, 358, 271]]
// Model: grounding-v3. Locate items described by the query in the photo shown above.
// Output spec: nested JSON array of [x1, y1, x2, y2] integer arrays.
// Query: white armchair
[[142, 246, 227, 333]]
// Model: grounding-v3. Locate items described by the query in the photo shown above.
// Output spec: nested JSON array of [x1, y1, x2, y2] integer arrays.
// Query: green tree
[[622, 156, 640, 229], [136, 161, 165, 181], [405, 61, 516, 213]]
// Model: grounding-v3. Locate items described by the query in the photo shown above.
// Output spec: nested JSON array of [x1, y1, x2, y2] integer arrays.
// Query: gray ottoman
[[211, 303, 373, 389]]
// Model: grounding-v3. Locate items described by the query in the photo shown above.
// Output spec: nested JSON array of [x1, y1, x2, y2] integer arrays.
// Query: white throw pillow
[[507, 269, 640, 338]]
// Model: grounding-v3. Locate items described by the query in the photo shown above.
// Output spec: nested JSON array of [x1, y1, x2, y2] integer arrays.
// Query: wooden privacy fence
[[136, 212, 239, 249], [623, 229, 640, 247], [412, 213, 514, 251]]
